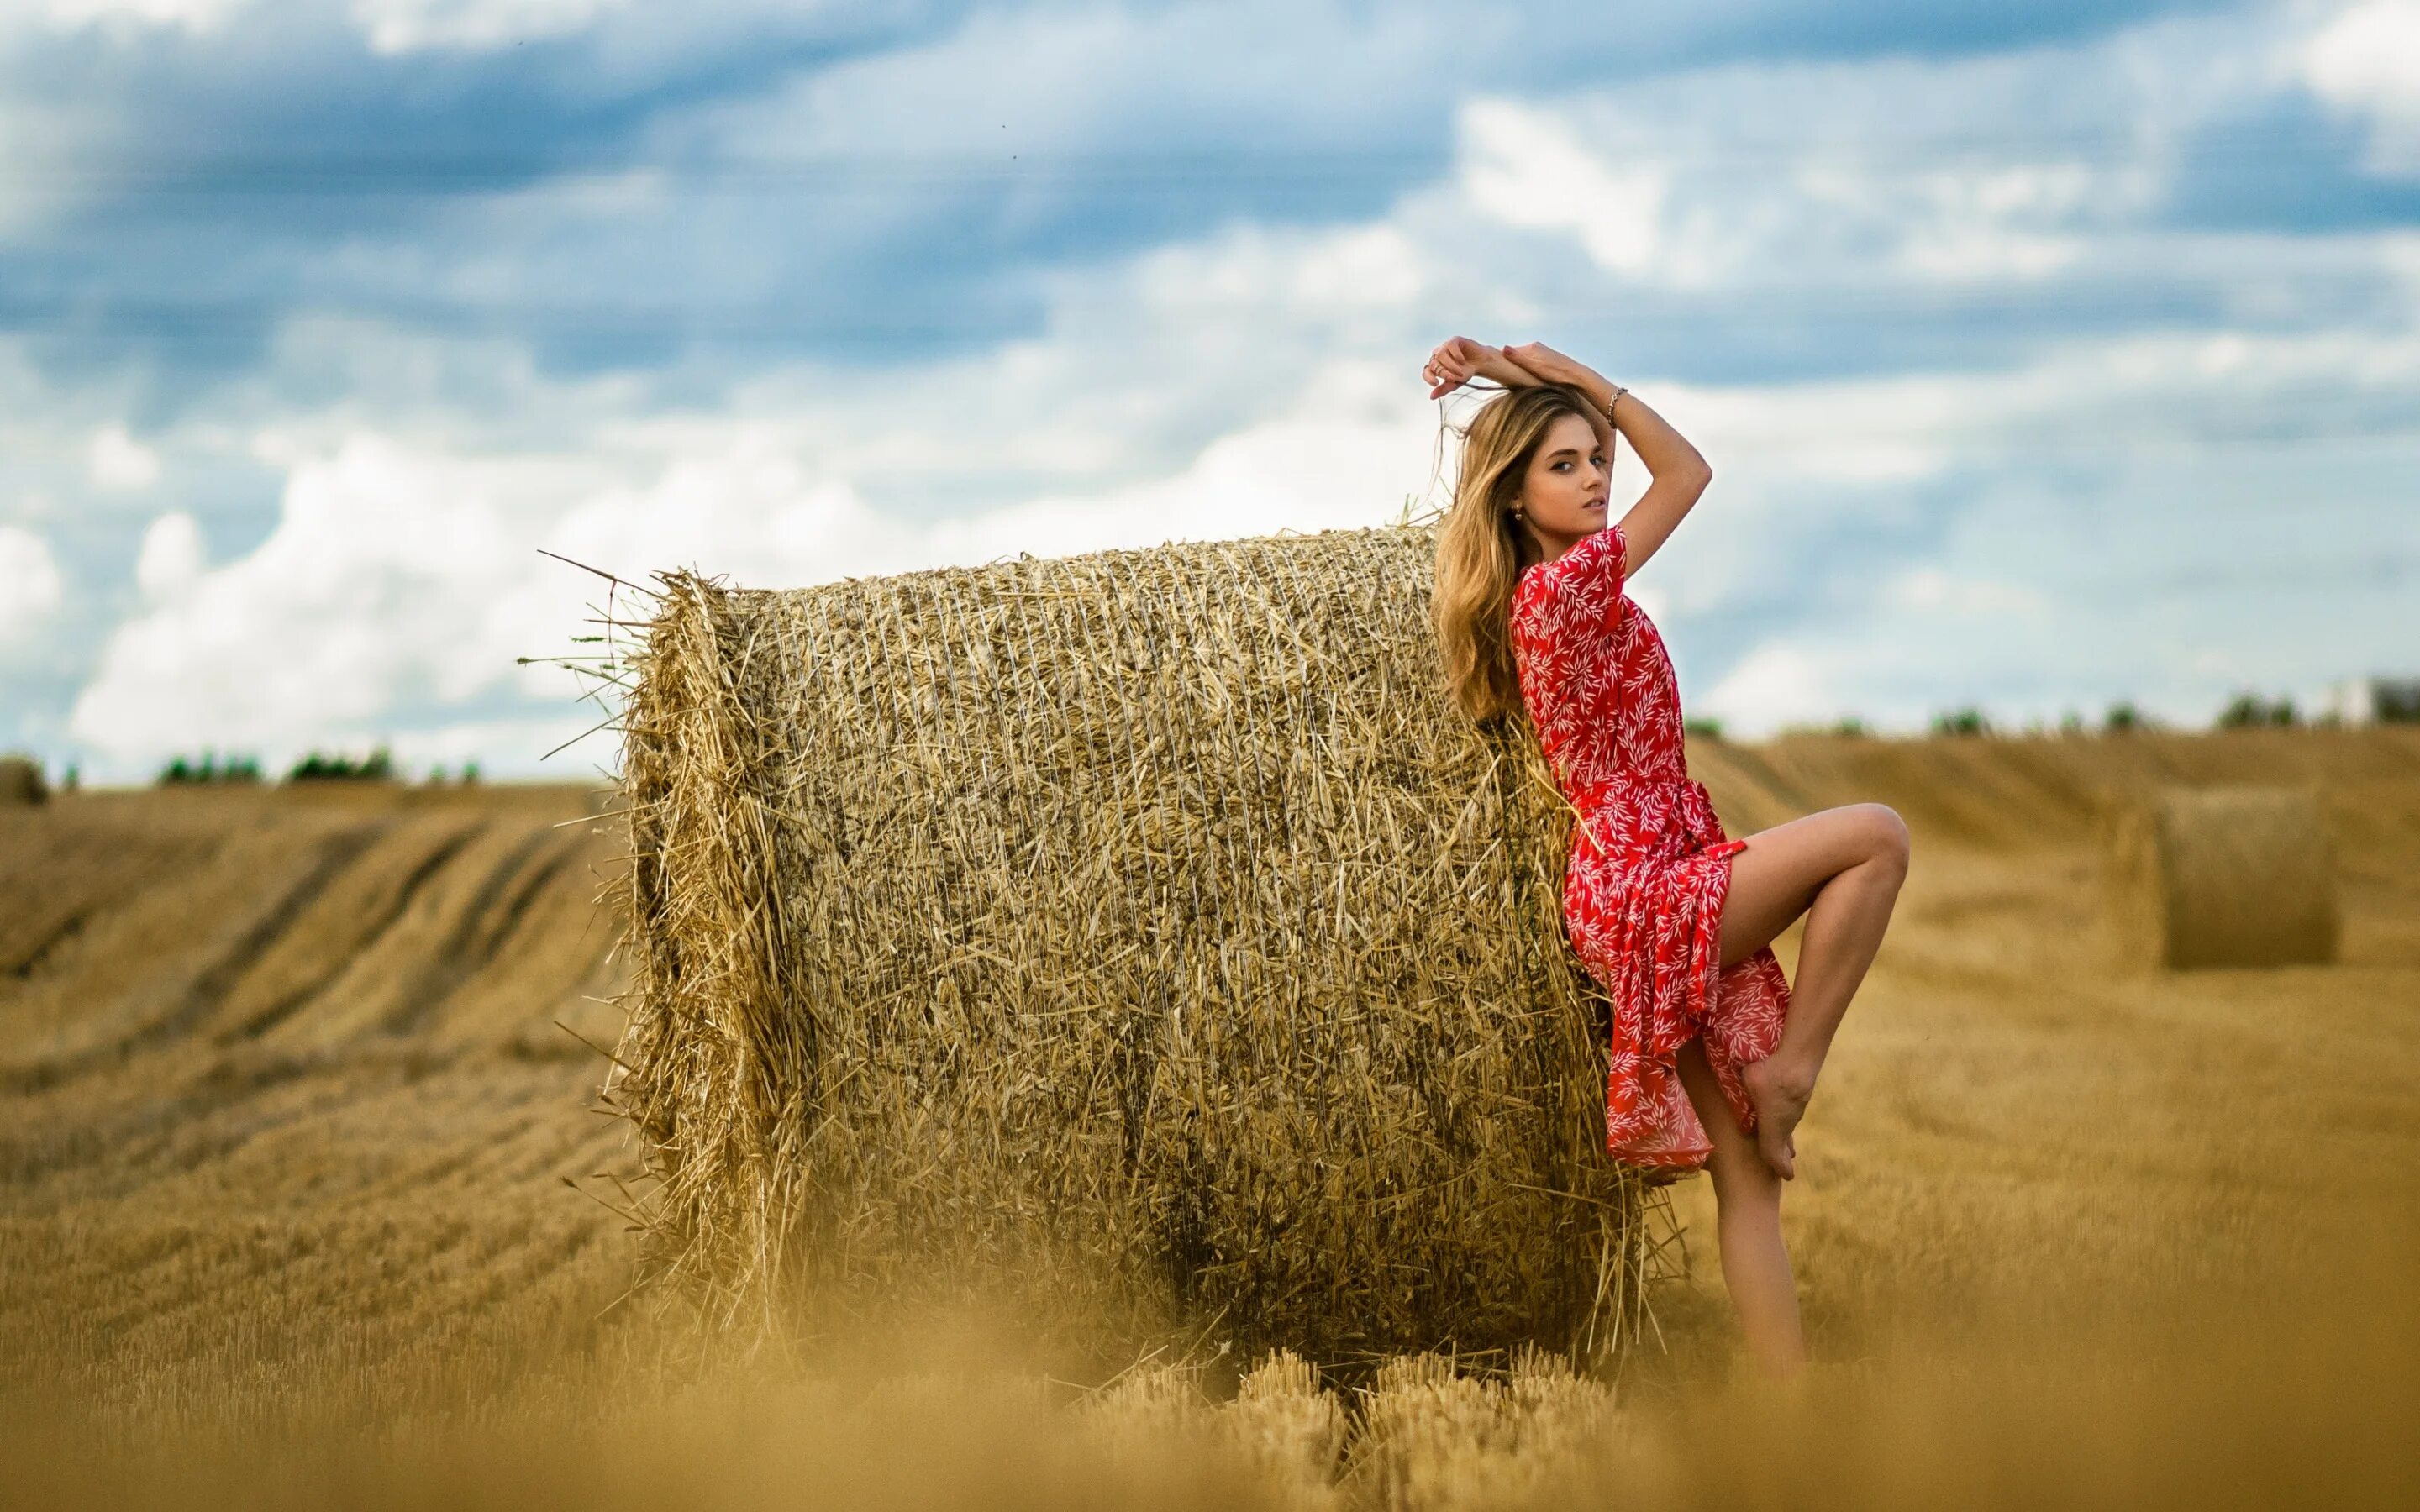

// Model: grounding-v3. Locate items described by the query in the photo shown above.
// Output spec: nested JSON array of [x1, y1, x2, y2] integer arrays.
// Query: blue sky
[[1, 0, 2415, 781]]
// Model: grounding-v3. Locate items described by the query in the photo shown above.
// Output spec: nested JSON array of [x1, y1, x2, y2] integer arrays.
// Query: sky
[[0, 0, 2415, 784]]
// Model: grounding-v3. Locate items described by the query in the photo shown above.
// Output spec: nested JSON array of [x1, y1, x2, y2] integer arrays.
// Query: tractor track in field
[[0, 785, 636, 1384]]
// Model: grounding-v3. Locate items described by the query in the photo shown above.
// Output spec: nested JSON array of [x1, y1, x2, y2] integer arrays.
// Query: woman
[[1423, 337, 1911, 1375]]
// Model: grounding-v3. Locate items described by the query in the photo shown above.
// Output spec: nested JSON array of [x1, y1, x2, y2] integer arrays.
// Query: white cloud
[[88, 425, 160, 491], [1884, 566, 2050, 616], [1440, 29, 2195, 297], [1701, 644, 1847, 735], [66, 360, 1442, 774], [923, 393, 1431, 564], [72, 434, 540, 761], [2299, 0, 2420, 173], [134, 511, 205, 601], [34, 0, 253, 33], [1459, 98, 1673, 279], [0, 525, 66, 648], [0, 78, 123, 237], [348, 0, 629, 55], [536, 432, 924, 597], [1890, 166, 2094, 282]]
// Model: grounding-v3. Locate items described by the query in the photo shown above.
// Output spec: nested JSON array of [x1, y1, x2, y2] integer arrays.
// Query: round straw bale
[[2101, 784, 2338, 969], [0, 755, 47, 807], [612, 523, 1655, 1367]]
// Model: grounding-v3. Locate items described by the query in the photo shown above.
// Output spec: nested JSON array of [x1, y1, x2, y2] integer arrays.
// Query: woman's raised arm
[[1499, 343, 1710, 580], [1423, 336, 1549, 398]]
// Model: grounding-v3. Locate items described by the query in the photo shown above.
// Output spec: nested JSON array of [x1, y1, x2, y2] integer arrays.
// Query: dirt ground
[[3, 727, 2416, 1508]]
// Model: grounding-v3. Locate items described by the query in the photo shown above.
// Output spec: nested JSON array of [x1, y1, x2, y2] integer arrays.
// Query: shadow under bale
[[608, 523, 1664, 1370]]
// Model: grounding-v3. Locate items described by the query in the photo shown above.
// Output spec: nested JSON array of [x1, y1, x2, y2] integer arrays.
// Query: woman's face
[[1516, 411, 1610, 552]]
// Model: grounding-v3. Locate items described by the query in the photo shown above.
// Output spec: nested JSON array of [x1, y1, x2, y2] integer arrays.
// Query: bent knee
[[1853, 802, 1912, 874]]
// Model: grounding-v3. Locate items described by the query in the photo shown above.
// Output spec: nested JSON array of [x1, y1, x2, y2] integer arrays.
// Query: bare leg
[[1673, 1035, 1803, 1376], [1714, 803, 1912, 1179]]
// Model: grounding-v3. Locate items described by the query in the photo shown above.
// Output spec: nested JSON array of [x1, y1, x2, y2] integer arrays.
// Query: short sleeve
[[1538, 522, 1627, 631]]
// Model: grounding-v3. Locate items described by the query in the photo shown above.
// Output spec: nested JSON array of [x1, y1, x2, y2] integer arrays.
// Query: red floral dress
[[1510, 521, 1793, 1170]]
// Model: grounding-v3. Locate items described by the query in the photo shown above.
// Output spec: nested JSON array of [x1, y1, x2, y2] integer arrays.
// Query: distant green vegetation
[[1771, 715, 1874, 738], [1681, 716, 1723, 740], [1929, 705, 1991, 738], [2216, 690, 2298, 728], [157, 748, 417, 785], [158, 753, 264, 785], [287, 748, 397, 783]]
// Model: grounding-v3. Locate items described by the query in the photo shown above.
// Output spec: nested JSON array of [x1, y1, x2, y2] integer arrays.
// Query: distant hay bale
[[0, 756, 47, 807], [2102, 785, 2338, 969], [611, 522, 1659, 1367]]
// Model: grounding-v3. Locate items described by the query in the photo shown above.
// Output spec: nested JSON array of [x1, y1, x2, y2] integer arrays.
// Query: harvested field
[[4, 725, 2418, 1508], [0, 781, 632, 1426]]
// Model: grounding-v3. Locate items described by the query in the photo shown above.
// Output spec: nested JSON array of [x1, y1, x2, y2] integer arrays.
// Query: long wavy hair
[[1430, 381, 1612, 726]]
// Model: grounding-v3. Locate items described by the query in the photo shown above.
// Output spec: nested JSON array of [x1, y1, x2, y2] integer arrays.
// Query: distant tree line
[[286, 748, 395, 782], [152, 746, 480, 786], [159, 752, 264, 784], [1758, 685, 2417, 741]]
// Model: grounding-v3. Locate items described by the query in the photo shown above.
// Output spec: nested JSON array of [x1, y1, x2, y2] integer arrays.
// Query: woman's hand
[[1423, 337, 1544, 399], [1497, 341, 1602, 391]]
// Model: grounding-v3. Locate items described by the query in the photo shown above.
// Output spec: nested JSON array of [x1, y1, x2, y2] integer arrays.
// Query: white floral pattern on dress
[[1510, 522, 1793, 1170]]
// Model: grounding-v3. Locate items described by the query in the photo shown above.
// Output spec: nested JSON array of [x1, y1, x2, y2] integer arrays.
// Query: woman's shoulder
[[1523, 523, 1624, 585]]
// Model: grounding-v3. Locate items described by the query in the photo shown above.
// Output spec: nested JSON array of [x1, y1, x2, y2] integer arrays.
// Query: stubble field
[[4, 726, 2416, 1509]]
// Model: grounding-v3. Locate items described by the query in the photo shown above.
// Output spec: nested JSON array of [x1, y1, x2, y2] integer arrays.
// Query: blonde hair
[[1429, 382, 1611, 725]]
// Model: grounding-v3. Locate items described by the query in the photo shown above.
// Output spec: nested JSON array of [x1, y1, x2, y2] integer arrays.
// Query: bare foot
[[1741, 1055, 1815, 1180]]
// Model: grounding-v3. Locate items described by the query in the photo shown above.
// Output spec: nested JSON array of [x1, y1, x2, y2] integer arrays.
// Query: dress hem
[[1600, 832, 1781, 1168]]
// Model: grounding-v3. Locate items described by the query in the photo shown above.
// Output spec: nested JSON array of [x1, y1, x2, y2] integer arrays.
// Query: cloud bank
[[1, 1, 2413, 779]]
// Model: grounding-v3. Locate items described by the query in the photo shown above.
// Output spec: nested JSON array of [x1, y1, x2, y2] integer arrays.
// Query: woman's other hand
[[1499, 341, 1602, 391], [1423, 336, 1539, 398]]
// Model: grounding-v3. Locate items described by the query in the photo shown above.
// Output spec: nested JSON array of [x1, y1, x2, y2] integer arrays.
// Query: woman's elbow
[[1644, 443, 1712, 493]]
